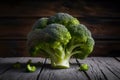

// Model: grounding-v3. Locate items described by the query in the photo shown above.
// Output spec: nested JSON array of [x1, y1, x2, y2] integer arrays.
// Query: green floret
[[48, 13, 80, 26], [27, 12, 95, 69], [67, 24, 94, 59], [44, 24, 71, 45], [32, 18, 48, 30], [73, 37, 95, 59], [27, 29, 50, 57], [68, 24, 90, 43]]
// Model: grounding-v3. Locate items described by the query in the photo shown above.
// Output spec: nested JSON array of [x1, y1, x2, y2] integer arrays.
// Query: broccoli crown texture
[[27, 12, 95, 68], [48, 13, 80, 26], [32, 18, 48, 30]]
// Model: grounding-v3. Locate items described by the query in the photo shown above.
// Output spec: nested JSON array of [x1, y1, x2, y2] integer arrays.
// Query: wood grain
[[77, 58, 106, 80], [0, 57, 45, 80], [0, 58, 24, 75], [77, 57, 120, 80], [115, 57, 120, 62], [38, 59, 89, 80], [0, 0, 119, 17], [92, 57, 120, 80], [0, 57, 120, 80]]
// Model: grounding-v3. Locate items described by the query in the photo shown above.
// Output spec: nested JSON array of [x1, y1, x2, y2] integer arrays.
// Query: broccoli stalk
[[27, 13, 95, 68]]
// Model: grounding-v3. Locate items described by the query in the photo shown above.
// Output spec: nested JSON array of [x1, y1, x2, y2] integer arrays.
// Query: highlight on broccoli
[[27, 12, 95, 68], [26, 64, 36, 72], [26, 59, 36, 72]]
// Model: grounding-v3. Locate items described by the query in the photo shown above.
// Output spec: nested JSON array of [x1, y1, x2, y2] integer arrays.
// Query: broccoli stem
[[50, 46, 70, 68], [40, 45, 70, 68], [71, 51, 82, 55], [67, 44, 81, 54], [51, 56, 70, 68], [50, 43, 83, 68]]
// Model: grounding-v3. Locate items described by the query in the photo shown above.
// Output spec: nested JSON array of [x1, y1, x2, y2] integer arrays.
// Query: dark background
[[0, 0, 120, 57]]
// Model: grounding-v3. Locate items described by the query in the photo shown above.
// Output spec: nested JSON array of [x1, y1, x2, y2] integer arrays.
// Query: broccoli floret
[[48, 13, 80, 26], [67, 24, 94, 59], [27, 12, 95, 68], [32, 18, 48, 30]]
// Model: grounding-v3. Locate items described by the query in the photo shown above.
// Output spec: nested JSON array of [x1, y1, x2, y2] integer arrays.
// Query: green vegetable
[[32, 18, 48, 30], [48, 13, 80, 26], [27, 12, 95, 68], [26, 64, 36, 72], [13, 62, 21, 69], [79, 64, 89, 71]]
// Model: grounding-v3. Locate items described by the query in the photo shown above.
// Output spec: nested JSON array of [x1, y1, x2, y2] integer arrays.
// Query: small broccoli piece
[[27, 12, 95, 68], [79, 64, 89, 71], [13, 62, 21, 69], [26, 59, 37, 72], [26, 64, 36, 72]]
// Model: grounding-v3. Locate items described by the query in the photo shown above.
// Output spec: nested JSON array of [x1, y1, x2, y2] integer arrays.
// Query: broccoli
[[79, 64, 89, 71], [32, 18, 48, 30], [26, 64, 36, 72], [13, 62, 21, 69], [26, 59, 36, 72], [27, 12, 95, 68], [48, 13, 80, 26]]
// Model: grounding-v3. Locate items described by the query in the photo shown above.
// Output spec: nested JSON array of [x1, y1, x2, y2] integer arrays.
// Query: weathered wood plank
[[93, 58, 120, 80], [0, 58, 24, 75], [115, 57, 120, 62], [38, 58, 89, 80], [0, 57, 45, 80], [0, 57, 45, 64], [77, 57, 120, 80], [0, 57, 120, 80], [95, 57, 120, 79], [77, 58, 106, 80], [0, 18, 120, 40], [0, 0, 119, 17], [0, 64, 11, 75]]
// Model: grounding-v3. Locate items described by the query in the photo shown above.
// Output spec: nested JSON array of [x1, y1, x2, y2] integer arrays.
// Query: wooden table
[[0, 57, 120, 80]]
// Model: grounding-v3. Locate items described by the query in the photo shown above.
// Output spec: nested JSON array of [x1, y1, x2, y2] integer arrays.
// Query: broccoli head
[[27, 12, 95, 68]]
